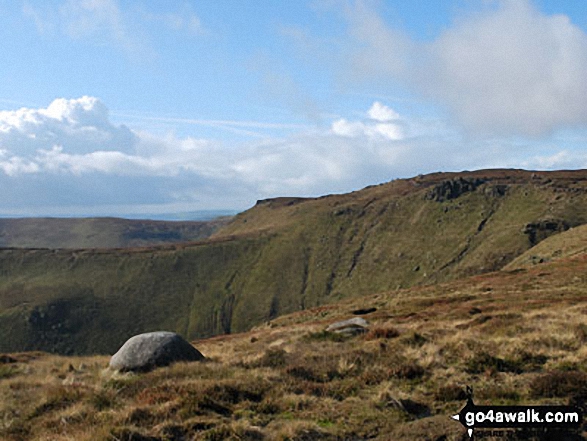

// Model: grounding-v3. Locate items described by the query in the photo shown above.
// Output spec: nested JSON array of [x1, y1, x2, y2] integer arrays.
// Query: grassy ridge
[[1, 169, 587, 354]]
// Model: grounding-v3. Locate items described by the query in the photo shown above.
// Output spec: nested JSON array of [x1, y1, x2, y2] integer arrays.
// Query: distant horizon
[[0, 209, 239, 222], [2, 165, 587, 220]]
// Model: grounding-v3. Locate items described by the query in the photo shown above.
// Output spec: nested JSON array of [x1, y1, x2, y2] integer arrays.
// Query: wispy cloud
[[21, 0, 206, 58], [112, 112, 312, 138], [60, 0, 149, 55], [22, 1, 53, 34], [138, 3, 206, 36], [22, 0, 151, 57], [113, 113, 311, 130]]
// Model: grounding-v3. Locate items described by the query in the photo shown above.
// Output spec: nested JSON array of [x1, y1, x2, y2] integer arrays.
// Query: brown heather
[[2, 240, 587, 439]]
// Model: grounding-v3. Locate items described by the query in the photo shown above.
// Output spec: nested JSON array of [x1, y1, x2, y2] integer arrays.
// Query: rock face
[[425, 178, 486, 202], [325, 317, 369, 335], [109, 331, 204, 372], [523, 218, 570, 246]]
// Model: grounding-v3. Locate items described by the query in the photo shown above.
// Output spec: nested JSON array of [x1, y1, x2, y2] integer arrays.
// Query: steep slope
[[0, 217, 229, 248], [213, 169, 587, 296], [1, 169, 587, 354]]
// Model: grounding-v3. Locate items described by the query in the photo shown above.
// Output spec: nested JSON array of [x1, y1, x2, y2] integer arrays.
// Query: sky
[[1, 0, 587, 217]]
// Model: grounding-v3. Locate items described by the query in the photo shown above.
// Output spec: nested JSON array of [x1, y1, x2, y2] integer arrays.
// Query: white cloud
[[331, 102, 403, 140], [331, 118, 365, 137], [368, 101, 399, 122], [521, 150, 587, 170], [422, 0, 587, 136], [337, 0, 587, 137], [0, 95, 570, 216], [0, 97, 437, 213], [0, 155, 40, 176], [373, 123, 403, 140], [0, 96, 136, 155]]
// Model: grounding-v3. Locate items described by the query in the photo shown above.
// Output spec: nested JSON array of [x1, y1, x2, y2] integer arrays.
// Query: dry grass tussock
[[2, 256, 587, 440]]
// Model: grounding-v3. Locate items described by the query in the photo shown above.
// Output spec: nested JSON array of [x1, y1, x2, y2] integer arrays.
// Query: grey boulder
[[109, 331, 204, 372], [325, 317, 369, 335]]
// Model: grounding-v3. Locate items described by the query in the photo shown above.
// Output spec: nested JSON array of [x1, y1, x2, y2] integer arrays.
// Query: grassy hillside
[[2, 251, 587, 440], [1, 169, 587, 355], [0, 217, 229, 248]]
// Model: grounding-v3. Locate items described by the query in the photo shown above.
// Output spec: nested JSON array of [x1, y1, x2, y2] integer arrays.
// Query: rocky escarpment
[[425, 177, 487, 202], [523, 219, 571, 246], [424, 177, 511, 202]]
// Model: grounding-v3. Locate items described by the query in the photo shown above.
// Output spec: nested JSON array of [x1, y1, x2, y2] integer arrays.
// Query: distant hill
[[1, 169, 587, 355], [0, 217, 230, 249]]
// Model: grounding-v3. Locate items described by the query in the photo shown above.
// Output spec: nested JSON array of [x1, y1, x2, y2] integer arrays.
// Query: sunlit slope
[[1, 169, 587, 355], [214, 169, 587, 290], [0, 217, 228, 248]]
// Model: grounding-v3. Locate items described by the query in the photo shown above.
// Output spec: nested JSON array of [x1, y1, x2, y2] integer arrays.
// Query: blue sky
[[1, 0, 587, 217]]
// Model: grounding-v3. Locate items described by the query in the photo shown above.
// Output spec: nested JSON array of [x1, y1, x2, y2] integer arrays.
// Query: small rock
[[383, 395, 431, 418], [468, 307, 482, 315], [352, 307, 377, 315], [326, 317, 369, 335], [399, 399, 431, 418], [109, 331, 204, 373]]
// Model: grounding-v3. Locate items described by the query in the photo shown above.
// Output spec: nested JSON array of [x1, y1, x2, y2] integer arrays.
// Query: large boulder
[[109, 331, 204, 372]]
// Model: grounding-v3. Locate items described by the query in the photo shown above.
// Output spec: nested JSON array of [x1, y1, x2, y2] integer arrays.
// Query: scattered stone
[[468, 307, 482, 315], [109, 331, 204, 373], [352, 307, 377, 315], [398, 399, 431, 418], [381, 394, 431, 418], [326, 317, 369, 335], [456, 315, 493, 330], [0, 354, 17, 364]]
